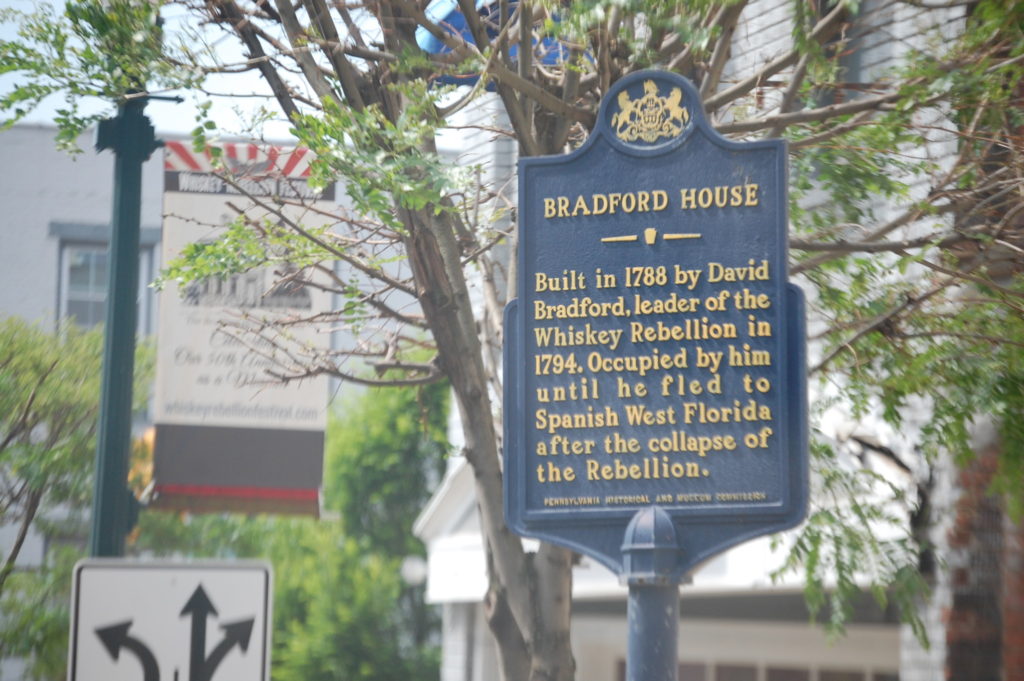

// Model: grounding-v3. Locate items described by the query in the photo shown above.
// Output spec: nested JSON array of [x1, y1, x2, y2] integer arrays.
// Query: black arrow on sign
[[180, 584, 256, 681], [96, 621, 160, 681], [193, 619, 255, 681], [180, 584, 217, 681]]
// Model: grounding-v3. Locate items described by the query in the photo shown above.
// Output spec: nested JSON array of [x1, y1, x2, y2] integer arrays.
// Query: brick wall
[[900, 431, 1024, 681], [946, 445, 1003, 681], [943, 439, 1023, 681], [1003, 511, 1024, 681]]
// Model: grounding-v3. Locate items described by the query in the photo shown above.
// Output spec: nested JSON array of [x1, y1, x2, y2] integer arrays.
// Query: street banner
[[153, 142, 335, 514]]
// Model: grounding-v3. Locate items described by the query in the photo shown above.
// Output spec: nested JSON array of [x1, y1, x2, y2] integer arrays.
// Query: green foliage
[[789, 0, 1024, 503], [126, 381, 449, 681], [292, 85, 469, 228], [773, 440, 929, 642], [133, 509, 273, 559], [0, 546, 82, 681], [324, 383, 449, 556], [265, 382, 449, 681], [268, 522, 440, 681], [0, 319, 104, 514], [164, 218, 269, 282], [181, 217, 331, 277], [0, 318, 149, 527], [789, 116, 923, 230], [0, 318, 152, 680], [0, 0, 190, 149], [774, 0, 1024, 641], [992, 370, 1024, 520]]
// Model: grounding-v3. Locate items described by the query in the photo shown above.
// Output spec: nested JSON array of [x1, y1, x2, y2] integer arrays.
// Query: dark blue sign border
[[504, 71, 807, 576]]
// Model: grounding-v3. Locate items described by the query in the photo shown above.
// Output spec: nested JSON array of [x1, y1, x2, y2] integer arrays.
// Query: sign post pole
[[627, 583, 680, 681], [90, 96, 159, 557], [623, 507, 682, 681]]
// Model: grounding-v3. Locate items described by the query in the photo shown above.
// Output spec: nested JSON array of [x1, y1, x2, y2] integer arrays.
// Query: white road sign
[[68, 560, 272, 681]]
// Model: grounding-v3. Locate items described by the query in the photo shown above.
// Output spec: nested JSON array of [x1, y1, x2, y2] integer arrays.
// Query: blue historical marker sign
[[504, 70, 808, 577]]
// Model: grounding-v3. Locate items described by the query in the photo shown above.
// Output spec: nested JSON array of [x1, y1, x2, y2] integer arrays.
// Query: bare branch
[[791, 197, 963, 276], [488, 60, 597, 129], [216, 183, 419, 298], [0, 360, 56, 453], [303, 0, 367, 109], [811, 281, 950, 375], [790, 231, 970, 254], [0, 488, 42, 599], [331, 0, 367, 50], [893, 331, 1024, 349], [766, 53, 810, 138], [272, 0, 343, 105], [271, 361, 444, 386], [209, 0, 301, 119], [717, 88, 905, 135], [788, 110, 876, 148], [704, 2, 849, 112], [700, 1, 749, 99]]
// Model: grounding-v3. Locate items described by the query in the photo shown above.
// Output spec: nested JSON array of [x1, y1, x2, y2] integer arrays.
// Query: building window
[[62, 244, 110, 328], [57, 240, 156, 333], [52, 221, 160, 333], [680, 663, 708, 681], [715, 665, 758, 681], [820, 671, 866, 681]]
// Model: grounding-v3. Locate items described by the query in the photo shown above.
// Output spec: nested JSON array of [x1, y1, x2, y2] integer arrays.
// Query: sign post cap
[[621, 506, 685, 585]]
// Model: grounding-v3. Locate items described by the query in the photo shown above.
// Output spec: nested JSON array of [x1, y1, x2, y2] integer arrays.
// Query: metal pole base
[[627, 583, 680, 681]]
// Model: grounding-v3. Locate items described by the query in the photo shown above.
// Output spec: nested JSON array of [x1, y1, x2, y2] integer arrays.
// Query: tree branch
[[766, 52, 810, 138], [0, 487, 42, 600], [272, 0, 342, 105], [700, 1, 749, 99], [704, 2, 848, 112], [218, 187, 419, 298], [811, 258, 980, 375], [303, 0, 367, 109], [790, 231, 970, 254], [717, 87, 905, 135], [210, 0, 301, 120]]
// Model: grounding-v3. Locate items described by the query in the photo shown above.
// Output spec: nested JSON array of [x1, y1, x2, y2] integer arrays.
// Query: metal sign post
[[504, 70, 808, 680], [623, 507, 682, 681], [90, 96, 160, 557]]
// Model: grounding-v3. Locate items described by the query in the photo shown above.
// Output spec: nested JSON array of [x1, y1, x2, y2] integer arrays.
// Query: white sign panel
[[155, 142, 333, 433], [68, 560, 272, 681]]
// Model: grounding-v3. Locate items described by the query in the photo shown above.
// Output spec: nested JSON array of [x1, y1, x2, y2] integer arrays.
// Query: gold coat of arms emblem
[[611, 80, 690, 143]]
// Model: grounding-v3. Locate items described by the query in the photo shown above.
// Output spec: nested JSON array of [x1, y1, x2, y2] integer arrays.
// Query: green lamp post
[[89, 95, 160, 557]]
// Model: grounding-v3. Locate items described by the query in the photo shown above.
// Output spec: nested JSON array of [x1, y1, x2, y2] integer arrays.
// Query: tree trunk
[[402, 202, 575, 680], [0, 487, 42, 599]]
